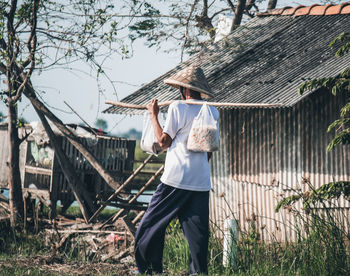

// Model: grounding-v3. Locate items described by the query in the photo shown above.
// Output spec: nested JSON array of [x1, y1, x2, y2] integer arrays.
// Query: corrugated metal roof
[[104, 12, 350, 115]]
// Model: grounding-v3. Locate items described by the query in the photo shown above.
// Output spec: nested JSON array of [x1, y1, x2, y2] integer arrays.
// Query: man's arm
[[147, 99, 172, 149]]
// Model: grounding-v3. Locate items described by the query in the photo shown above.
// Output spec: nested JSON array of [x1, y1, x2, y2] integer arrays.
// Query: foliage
[[128, 0, 262, 58], [0, 221, 46, 256], [118, 128, 142, 140], [94, 118, 108, 132], [275, 179, 350, 213], [0, 0, 148, 226], [299, 32, 350, 151], [162, 210, 350, 275]]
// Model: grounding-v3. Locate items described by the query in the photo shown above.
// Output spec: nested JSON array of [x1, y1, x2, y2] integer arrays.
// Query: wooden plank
[[25, 165, 52, 176], [23, 188, 50, 199], [132, 211, 145, 224]]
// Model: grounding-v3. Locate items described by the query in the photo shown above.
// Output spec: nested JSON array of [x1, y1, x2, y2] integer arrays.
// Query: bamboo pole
[[105, 100, 282, 109]]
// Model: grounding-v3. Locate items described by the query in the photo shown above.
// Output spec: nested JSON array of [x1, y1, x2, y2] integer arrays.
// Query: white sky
[[0, 0, 342, 135]]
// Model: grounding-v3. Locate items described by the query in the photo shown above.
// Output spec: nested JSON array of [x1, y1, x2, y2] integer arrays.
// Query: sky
[[0, 0, 341, 135]]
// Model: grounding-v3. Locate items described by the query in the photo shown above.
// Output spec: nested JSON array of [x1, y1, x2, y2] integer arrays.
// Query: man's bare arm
[[148, 99, 172, 149]]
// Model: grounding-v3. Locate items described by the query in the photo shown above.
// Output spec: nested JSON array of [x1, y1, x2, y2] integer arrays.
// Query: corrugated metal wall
[[210, 90, 350, 242]]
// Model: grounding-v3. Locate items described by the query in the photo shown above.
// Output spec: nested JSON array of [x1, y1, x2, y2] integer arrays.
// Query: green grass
[[1, 206, 349, 275], [0, 221, 46, 257], [161, 209, 350, 276], [0, 266, 42, 276]]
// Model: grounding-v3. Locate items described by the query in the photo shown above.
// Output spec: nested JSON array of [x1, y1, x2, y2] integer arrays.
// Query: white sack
[[187, 103, 220, 152], [140, 111, 163, 155]]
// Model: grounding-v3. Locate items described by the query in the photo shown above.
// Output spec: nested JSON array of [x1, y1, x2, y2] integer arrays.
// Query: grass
[[1, 178, 350, 275], [1, 207, 349, 275], [161, 214, 350, 275]]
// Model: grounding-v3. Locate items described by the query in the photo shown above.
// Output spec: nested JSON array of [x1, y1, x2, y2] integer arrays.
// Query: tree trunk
[[8, 100, 24, 227], [232, 0, 247, 30], [33, 105, 95, 222], [22, 84, 122, 191], [267, 0, 278, 10]]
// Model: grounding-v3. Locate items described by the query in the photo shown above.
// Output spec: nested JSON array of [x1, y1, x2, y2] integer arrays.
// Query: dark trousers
[[134, 183, 209, 275]]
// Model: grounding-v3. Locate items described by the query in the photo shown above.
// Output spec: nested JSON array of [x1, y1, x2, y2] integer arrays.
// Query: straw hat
[[164, 66, 214, 99]]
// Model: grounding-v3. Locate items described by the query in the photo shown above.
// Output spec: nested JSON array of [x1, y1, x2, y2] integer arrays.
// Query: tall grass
[[162, 199, 350, 275], [0, 221, 46, 257]]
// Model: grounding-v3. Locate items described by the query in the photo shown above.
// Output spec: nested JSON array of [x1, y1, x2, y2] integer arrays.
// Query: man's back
[[160, 100, 219, 191]]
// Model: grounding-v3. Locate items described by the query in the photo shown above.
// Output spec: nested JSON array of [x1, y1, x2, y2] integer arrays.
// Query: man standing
[[134, 66, 219, 275]]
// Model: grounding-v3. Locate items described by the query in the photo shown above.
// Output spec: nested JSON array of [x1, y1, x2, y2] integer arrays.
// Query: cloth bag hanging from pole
[[140, 111, 163, 155], [187, 102, 220, 152]]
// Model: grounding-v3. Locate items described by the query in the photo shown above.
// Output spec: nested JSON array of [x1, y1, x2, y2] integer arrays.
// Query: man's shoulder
[[169, 100, 187, 111]]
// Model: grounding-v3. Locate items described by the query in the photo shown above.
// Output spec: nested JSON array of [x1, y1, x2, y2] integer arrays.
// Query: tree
[[0, 0, 142, 226], [95, 118, 108, 132], [298, 32, 350, 151], [128, 0, 266, 59]]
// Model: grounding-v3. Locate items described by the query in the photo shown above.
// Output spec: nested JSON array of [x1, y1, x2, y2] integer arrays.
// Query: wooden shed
[[104, 3, 350, 241], [0, 122, 135, 216]]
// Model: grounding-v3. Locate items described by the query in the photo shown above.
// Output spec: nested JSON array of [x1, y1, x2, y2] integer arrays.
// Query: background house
[[104, 3, 350, 241]]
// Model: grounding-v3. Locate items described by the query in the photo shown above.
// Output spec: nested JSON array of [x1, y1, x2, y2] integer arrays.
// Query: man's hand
[[147, 98, 172, 149], [147, 99, 159, 118]]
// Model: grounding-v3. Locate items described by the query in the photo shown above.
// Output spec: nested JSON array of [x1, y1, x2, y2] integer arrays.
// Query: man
[[134, 66, 219, 275]]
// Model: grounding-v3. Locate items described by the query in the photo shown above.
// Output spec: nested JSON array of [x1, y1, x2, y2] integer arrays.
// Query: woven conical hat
[[164, 66, 214, 99]]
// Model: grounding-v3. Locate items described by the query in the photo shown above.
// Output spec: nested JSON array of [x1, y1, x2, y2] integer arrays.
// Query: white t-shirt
[[160, 100, 219, 191]]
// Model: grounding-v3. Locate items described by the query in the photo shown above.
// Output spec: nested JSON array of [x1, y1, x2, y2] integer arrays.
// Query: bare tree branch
[[226, 0, 235, 12], [12, 0, 39, 102], [232, 0, 247, 29], [181, 0, 200, 62], [267, 0, 278, 10]]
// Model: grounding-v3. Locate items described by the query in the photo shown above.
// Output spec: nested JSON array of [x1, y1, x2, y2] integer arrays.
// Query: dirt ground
[[0, 255, 136, 275]]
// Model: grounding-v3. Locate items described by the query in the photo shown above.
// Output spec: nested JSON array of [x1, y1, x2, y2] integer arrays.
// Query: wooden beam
[[25, 165, 52, 176]]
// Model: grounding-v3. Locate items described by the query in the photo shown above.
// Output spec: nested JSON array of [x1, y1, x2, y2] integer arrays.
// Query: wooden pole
[[105, 100, 282, 109]]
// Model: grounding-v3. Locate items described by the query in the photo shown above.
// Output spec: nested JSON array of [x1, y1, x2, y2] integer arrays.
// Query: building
[[104, 3, 350, 241]]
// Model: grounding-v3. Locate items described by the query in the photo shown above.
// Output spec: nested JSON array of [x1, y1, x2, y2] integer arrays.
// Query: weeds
[[161, 186, 350, 275], [1, 185, 349, 275]]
